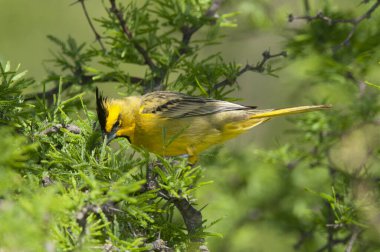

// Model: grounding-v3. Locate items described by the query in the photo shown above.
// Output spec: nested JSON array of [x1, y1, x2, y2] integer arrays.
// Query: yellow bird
[[96, 88, 330, 163]]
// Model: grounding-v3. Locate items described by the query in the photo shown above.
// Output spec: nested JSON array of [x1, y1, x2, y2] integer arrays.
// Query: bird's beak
[[105, 131, 117, 144]]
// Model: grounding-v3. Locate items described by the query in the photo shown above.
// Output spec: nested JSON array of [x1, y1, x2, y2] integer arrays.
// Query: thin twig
[[179, 0, 222, 56], [212, 50, 287, 90], [289, 12, 338, 24], [75, 0, 106, 52], [109, 0, 157, 72], [326, 223, 345, 229], [303, 0, 310, 15], [336, 0, 380, 50], [205, 0, 223, 18], [345, 228, 361, 252], [153, 0, 223, 91], [180, 0, 222, 52], [293, 229, 313, 250], [289, 0, 380, 50], [326, 202, 335, 252], [316, 235, 351, 252]]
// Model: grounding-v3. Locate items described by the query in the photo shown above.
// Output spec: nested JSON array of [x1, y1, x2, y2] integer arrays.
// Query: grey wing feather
[[141, 91, 256, 118]]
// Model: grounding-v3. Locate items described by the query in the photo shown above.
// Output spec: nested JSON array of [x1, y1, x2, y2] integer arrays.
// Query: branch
[[293, 229, 313, 250], [76, 0, 107, 52], [39, 124, 81, 135], [212, 50, 287, 90], [179, 0, 222, 54], [75, 202, 120, 245], [289, 12, 338, 24], [145, 239, 170, 251], [143, 162, 205, 244], [316, 234, 351, 252], [172, 198, 203, 238], [345, 228, 361, 252], [303, 0, 310, 15], [41, 175, 54, 187], [108, 0, 157, 72], [289, 0, 380, 50]]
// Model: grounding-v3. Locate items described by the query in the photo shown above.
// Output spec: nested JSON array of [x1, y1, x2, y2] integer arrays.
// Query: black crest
[[96, 87, 108, 133]]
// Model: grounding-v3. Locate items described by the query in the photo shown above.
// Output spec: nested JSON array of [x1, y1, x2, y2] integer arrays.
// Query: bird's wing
[[141, 91, 256, 118]]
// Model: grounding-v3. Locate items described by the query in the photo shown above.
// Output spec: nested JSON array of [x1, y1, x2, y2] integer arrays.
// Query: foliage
[[0, 68, 210, 250], [1, 0, 380, 251], [0, 62, 33, 124]]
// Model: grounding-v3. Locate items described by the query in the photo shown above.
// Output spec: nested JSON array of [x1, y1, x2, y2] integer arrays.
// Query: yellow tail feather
[[249, 105, 331, 119]]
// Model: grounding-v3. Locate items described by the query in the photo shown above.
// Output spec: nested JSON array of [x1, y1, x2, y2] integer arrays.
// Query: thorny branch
[[289, 0, 380, 50], [212, 50, 287, 91], [76, 0, 106, 52]]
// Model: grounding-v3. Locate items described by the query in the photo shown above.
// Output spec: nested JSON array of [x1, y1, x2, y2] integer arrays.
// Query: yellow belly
[[131, 112, 265, 158]]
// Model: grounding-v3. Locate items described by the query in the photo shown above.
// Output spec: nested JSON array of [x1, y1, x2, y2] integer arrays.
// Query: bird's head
[[96, 88, 134, 143]]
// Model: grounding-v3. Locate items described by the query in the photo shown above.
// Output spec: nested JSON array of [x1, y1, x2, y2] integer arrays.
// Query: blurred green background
[[2, 0, 379, 251]]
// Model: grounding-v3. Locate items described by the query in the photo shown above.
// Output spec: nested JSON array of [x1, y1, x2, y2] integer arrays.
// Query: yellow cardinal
[[96, 88, 330, 163]]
